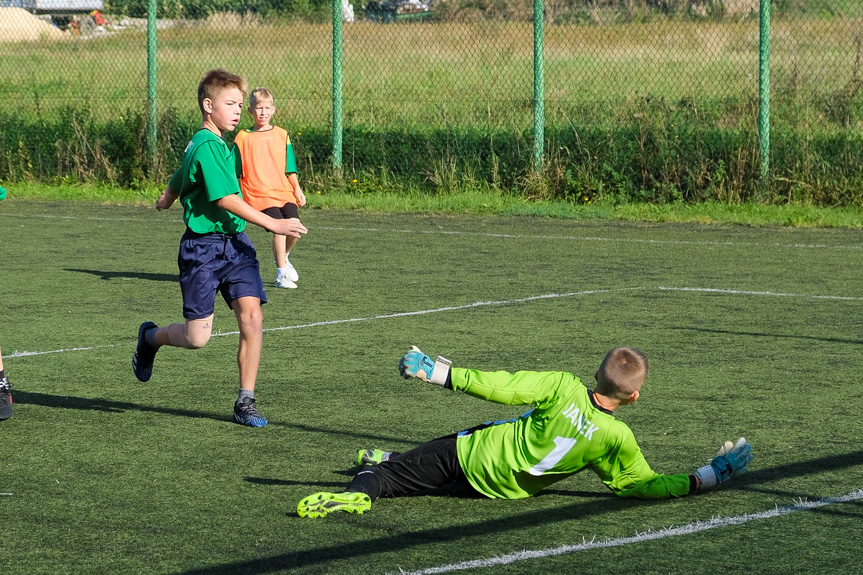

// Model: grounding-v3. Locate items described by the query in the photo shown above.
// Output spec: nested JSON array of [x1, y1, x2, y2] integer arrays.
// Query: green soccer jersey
[[452, 368, 691, 500], [168, 129, 246, 234]]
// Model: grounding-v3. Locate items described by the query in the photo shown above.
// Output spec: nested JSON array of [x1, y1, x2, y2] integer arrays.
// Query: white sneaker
[[284, 259, 299, 282], [275, 275, 298, 289]]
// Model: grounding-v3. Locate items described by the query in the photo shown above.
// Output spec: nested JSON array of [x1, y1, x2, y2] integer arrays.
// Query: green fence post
[[146, 0, 157, 177], [758, 0, 771, 180], [532, 0, 545, 173], [332, 0, 344, 176]]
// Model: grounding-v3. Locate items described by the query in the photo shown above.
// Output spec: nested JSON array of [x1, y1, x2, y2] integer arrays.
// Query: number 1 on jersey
[[528, 436, 577, 476]]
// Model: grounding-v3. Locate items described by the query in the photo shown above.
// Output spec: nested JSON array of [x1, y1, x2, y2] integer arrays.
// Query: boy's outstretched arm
[[217, 193, 308, 238], [156, 185, 179, 211], [614, 437, 753, 499]]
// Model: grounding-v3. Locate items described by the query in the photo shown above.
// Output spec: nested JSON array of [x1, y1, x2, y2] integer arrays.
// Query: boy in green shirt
[[297, 346, 752, 517], [132, 69, 307, 427]]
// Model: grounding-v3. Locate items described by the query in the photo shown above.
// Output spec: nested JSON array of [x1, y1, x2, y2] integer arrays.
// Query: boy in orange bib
[[234, 88, 307, 289]]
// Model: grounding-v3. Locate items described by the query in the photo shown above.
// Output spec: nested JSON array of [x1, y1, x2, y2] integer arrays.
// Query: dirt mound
[[0, 7, 66, 42]]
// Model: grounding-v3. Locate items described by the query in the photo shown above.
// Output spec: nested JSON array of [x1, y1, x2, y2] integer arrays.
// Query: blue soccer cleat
[[233, 397, 268, 427]]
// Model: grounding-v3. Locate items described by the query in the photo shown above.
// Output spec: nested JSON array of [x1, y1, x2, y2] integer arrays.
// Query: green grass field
[[1, 199, 863, 574]]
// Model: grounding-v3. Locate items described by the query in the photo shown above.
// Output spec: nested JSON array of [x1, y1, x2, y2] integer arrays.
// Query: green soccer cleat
[[356, 449, 392, 467], [297, 492, 372, 518]]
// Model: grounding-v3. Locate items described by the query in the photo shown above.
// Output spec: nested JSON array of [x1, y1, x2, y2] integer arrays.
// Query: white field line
[[390, 490, 863, 575], [658, 287, 863, 301], [3, 288, 630, 359], [5, 345, 121, 358], [4, 285, 861, 359], [2, 211, 862, 250], [213, 288, 636, 337]]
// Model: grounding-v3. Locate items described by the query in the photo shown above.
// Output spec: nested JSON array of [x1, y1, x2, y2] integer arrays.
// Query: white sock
[[276, 267, 287, 277]]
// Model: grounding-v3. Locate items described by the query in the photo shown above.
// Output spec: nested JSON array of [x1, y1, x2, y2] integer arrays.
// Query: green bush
[[3, 93, 862, 206]]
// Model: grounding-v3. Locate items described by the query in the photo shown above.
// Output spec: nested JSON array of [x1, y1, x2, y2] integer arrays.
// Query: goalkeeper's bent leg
[[345, 435, 469, 500]]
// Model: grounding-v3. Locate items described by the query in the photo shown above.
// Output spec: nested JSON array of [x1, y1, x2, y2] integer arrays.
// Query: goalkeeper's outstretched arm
[[398, 346, 568, 406], [610, 438, 753, 499]]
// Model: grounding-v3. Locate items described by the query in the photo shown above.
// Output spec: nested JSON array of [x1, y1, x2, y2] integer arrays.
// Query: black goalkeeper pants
[[346, 433, 477, 501]]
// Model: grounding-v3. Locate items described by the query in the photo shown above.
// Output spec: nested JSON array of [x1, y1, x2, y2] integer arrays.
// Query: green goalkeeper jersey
[[452, 368, 691, 500]]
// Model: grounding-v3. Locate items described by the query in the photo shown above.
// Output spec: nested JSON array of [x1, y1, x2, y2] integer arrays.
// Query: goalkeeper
[[297, 346, 753, 518]]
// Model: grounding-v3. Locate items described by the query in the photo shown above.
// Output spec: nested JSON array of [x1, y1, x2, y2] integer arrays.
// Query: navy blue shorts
[[262, 202, 299, 220], [178, 230, 267, 320]]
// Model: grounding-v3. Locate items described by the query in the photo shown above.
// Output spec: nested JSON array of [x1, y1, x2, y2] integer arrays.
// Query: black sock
[[347, 469, 383, 501], [144, 327, 159, 348]]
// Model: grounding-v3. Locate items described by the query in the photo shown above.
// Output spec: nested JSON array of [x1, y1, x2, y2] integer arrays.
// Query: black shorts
[[347, 434, 479, 501], [178, 230, 267, 319], [262, 202, 299, 220]]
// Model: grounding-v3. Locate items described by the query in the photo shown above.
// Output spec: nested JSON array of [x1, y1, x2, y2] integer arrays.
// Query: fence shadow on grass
[[244, 473, 612, 498], [65, 268, 177, 282], [15, 389, 233, 421], [176, 495, 633, 575], [244, 477, 348, 489], [13, 389, 413, 445], [670, 326, 863, 346], [174, 447, 863, 575], [729, 449, 863, 489]]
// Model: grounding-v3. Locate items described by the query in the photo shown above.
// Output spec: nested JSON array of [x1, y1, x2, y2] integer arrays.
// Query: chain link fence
[[1, 1, 861, 203]]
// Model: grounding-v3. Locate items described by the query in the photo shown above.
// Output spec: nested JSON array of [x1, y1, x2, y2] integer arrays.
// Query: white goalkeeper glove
[[398, 346, 452, 386], [695, 437, 753, 490]]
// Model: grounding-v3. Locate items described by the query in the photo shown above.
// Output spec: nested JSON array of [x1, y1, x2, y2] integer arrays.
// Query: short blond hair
[[595, 347, 648, 400], [197, 68, 248, 113], [249, 87, 274, 108]]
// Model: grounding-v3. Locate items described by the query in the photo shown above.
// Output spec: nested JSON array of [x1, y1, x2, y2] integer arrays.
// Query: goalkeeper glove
[[695, 437, 752, 490], [398, 346, 452, 386]]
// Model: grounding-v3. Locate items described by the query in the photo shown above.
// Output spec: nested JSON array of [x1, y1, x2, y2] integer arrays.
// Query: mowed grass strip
[[0, 200, 861, 574]]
